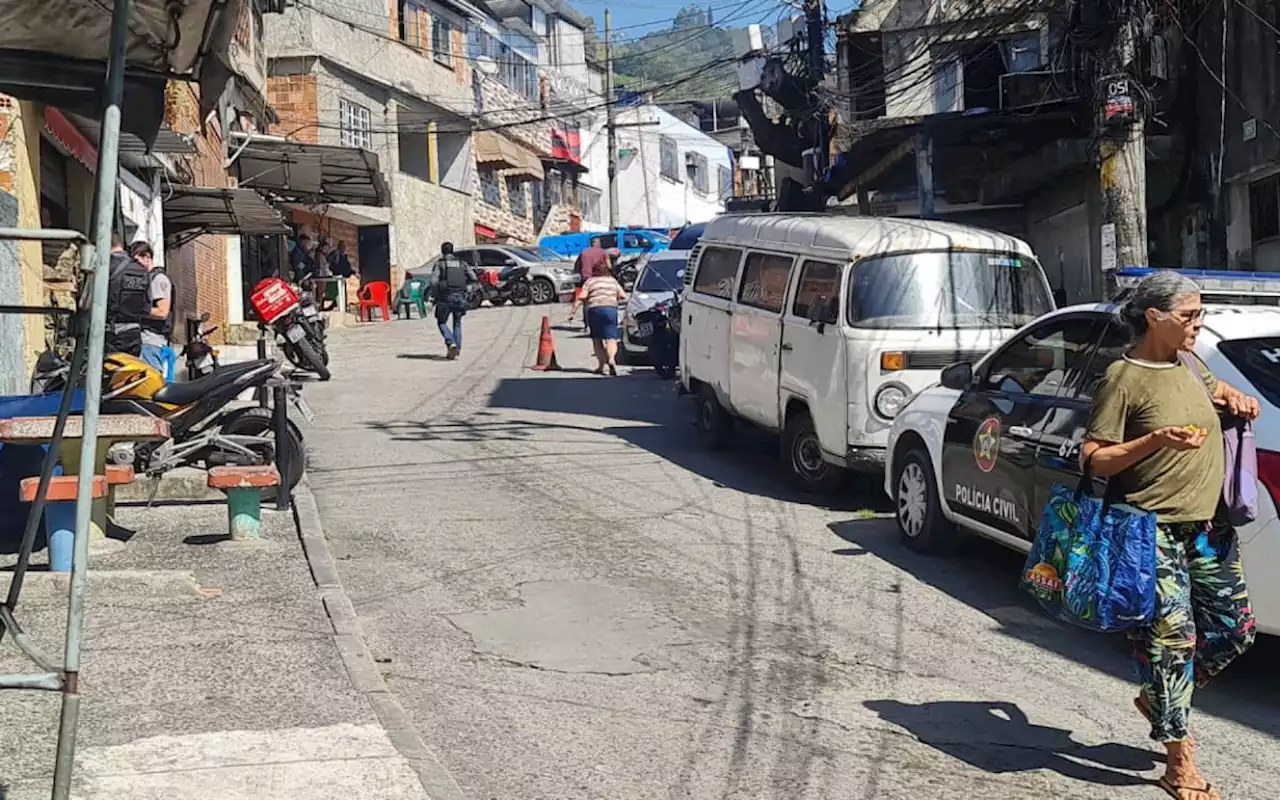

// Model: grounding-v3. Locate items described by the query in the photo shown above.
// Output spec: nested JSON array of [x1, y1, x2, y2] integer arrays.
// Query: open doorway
[[357, 225, 391, 286]]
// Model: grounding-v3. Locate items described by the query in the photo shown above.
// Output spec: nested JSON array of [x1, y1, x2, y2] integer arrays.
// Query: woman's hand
[[1150, 426, 1207, 451], [1220, 391, 1261, 420]]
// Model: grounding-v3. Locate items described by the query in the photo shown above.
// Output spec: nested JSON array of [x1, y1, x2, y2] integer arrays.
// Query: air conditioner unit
[[731, 25, 765, 58]]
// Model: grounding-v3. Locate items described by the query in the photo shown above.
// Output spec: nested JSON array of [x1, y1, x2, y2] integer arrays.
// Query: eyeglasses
[[1159, 308, 1205, 323]]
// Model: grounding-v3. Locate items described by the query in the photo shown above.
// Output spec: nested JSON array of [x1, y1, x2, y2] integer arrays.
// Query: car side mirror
[[940, 362, 974, 391]]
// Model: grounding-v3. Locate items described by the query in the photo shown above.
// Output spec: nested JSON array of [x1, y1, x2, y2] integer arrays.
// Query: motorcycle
[[183, 312, 220, 381], [613, 254, 642, 292], [632, 297, 682, 379], [249, 276, 331, 381], [468, 265, 534, 309], [37, 352, 311, 494]]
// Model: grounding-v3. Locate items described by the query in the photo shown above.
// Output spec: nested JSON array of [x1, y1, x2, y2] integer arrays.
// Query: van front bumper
[[845, 446, 887, 474]]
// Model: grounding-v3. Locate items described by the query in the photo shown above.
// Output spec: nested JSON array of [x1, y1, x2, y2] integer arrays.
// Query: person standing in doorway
[[104, 232, 150, 357], [131, 242, 171, 375], [429, 242, 477, 360], [329, 240, 353, 277]]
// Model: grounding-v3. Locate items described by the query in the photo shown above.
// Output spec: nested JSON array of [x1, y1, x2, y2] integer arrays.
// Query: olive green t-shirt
[[1085, 354, 1223, 522]]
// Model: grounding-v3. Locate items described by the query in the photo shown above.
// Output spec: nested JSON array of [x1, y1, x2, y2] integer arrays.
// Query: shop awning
[[162, 186, 289, 245], [474, 131, 544, 181], [0, 0, 246, 146], [228, 135, 391, 207]]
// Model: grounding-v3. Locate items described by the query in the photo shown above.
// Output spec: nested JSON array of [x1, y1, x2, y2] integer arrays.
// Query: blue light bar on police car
[[1113, 267, 1280, 297]]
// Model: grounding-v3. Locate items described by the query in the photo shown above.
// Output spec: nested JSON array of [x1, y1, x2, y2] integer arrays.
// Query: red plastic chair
[[358, 281, 392, 323]]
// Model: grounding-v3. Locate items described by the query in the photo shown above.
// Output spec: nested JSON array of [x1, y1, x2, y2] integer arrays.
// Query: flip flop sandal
[[1158, 777, 1220, 800]]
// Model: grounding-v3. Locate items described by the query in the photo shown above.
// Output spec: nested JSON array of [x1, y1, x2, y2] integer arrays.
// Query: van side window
[[737, 252, 793, 313], [692, 246, 742, 299], [792, 260, 841, 323]]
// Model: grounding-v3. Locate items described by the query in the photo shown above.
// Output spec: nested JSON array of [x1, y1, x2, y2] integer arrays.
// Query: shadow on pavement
[[832, 518, 1280, 739], [865, 700, 1158, 786], [486, 375, 888, 510]]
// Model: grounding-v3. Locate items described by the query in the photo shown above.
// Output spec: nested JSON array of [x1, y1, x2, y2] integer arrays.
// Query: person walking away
[[581, 263, 627, 375], [104, 232, 150, 357], [1080, 271, 1260, 800], [429, 242, 477, 360], [131, 242, 171, 376], [569, 237, 610, 329]]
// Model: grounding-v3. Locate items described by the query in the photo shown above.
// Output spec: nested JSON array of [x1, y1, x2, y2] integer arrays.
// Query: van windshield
[[849, 251, 1052, 329]]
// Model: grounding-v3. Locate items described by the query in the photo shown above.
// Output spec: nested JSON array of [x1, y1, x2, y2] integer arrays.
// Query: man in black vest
[[131, 241, 172, 375], [429, 242, 477, 360], [105, 232, 150, 357]]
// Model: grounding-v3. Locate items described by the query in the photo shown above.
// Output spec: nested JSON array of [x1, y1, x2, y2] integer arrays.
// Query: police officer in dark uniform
[[105, 232, 150, 356], [429, 242, 478, 360]]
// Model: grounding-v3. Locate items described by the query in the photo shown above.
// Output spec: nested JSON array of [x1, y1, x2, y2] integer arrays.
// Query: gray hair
[[1120, 270, 1200, 334]]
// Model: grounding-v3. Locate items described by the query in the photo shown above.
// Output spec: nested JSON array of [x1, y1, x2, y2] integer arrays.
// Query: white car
[[883, 271, 1280, 635]]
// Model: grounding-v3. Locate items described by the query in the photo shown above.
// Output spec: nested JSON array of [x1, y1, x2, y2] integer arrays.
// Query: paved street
[[303, 306, 1280, 800]]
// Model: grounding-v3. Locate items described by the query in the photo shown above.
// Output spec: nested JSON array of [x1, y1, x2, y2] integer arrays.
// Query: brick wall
[[164, 81, 231, 343], [266, 74, 319, 143]]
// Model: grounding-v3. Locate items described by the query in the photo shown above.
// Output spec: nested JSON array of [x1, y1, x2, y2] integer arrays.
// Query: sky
[[566, 0, 860, 44]]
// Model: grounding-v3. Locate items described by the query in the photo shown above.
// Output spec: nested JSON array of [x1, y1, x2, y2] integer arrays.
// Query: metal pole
[[52, 0, 130, 796], [256, 328, 268, 407], [272, 383, 291, 512], [605, 9, 619, 228], [805, 0, 828, 207]]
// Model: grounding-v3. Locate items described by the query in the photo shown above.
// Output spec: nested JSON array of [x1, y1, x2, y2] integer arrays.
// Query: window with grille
[[718, 165, 732, 198], [506, 178, 527, 217], [659, 136, 680, 181], [339, 99, 373, 150], [578, 184, 602, 223], [1250, 175, 1280, 242], [688, 152, 709, 194], [432, 15, 454, 68], [480, 168, 501, 206]]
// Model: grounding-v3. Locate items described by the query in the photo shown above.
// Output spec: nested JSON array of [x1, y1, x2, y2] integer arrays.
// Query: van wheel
[[782, 413, 843, 493], [694, 386, 732, 449], [894, 447, 962, 554]]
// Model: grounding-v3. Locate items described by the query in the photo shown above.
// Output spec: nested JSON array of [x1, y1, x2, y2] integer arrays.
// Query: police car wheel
[[694, 386, 732, 449], [894, 448, 961, 554], [782, 413, 843, 494]]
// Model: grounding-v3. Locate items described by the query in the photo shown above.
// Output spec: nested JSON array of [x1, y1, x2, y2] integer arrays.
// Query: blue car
[[539, 229, 670, 259]]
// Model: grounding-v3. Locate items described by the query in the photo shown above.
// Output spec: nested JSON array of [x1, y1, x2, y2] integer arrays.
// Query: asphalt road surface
[[302, 306, 1280, 800]]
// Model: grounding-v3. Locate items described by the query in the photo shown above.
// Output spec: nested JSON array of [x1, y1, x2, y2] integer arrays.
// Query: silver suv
[[406, 245, 580, 304]]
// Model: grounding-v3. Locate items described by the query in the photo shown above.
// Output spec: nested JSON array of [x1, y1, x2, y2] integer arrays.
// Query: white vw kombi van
[[679, 213, 1054, 492]]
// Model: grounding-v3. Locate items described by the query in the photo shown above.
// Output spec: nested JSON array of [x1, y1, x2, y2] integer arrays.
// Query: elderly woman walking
[[1081, 271, 1259, 800], [579, 262, 627, 375]]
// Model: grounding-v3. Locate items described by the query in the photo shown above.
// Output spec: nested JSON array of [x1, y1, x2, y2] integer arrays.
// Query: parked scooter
[[468, 265, 534, 309], [38, 352, 311, 493], [183, 313, 220, 381], [249, 276, 331, 381], [632, 297, 682, 378]]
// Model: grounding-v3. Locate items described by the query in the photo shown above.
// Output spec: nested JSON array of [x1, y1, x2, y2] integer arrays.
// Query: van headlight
[[874, 384, 909, 420]]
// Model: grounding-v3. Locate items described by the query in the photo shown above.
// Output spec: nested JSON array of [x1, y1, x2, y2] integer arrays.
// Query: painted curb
[[290, 479, 469, 800]]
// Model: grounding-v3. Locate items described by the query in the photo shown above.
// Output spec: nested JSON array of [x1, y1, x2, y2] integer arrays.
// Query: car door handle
[[781, 343, 794, 351], [1008, 425, 1035, 438]]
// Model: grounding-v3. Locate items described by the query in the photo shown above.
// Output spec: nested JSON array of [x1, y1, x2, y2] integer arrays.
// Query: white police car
[[883, 268, 1280, 635]]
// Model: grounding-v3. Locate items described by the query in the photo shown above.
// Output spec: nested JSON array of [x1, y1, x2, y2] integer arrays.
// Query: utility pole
[[1096, 0, 1147, 296], [803, 0, 828, 209], [605, 9, 619, 228]]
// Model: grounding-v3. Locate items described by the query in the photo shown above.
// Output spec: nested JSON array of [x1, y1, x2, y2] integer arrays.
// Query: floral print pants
[[1130, 520, 1256, 743]]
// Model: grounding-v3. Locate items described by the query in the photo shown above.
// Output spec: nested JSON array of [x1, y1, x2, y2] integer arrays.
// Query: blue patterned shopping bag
[[1020, 471, 1158, 632]]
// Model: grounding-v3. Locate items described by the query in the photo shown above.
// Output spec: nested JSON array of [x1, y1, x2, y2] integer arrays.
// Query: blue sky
[[567, 1, 860, 43]]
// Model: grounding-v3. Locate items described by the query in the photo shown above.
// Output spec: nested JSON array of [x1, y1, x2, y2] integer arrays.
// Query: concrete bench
[[207, 466, 280, 541], [19, 475, 108, 573]]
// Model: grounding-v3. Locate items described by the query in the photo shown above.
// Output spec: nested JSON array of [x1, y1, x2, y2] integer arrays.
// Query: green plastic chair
[[396, 278, 429, 319]]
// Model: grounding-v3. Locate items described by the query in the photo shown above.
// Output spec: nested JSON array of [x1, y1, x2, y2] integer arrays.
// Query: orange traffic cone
[[531, 315, 561, 371]]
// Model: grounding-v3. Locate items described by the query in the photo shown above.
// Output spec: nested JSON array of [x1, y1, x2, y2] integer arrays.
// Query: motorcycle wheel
[[467, 288, 484, 310], [490, 297, 507, 307], [219, 406, 307, 494], [510, 281, 533, 307], [286, 337, 332, 381]]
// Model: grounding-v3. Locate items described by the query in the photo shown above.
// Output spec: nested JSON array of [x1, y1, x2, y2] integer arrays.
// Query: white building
[[584, 104, 732, 229]]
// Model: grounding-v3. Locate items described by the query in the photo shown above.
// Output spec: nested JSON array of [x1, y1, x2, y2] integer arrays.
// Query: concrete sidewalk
[[0, 486, 433, 799]]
